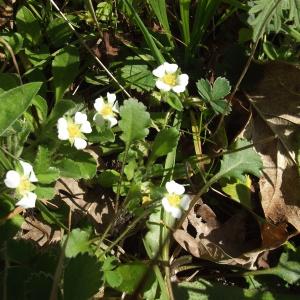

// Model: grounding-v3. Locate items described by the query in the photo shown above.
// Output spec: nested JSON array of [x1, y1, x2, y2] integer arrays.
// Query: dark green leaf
[[165, 93, 183, 111], [149, 128, 180, 162], [52, 46, 79, 101], [64, 254, 103, 300], [16, 5, 41, 44]]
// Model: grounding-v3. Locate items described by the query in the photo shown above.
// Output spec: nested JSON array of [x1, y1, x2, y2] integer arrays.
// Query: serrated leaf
[[64, 229, 91, 258], [35, 186, 55, 199], [196, 77, 231, 115], [64, 254, 102, 300], [149, 128, 180, 163], [121, 62, 155, 92], [212, 77, 231, 100], [34, 146, 60, 184], [119, 98, 151, 145], [56, 151, 97, 179], [219, 139, 262, 180], [0, 82, 42, 136], [247, 0, 300, 41], [52, 46, 79, 101]]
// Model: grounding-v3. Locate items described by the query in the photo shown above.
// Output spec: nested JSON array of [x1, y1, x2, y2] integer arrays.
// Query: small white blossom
[[4, 161, 38, 209], [57, 112, 92, 150], [152, 62, 189, 93], [93, 92, 119, 127], [162, 180, 191, 219]]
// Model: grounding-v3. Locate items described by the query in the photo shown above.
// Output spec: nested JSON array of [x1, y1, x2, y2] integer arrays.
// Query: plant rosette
[[57, 112, 92, 150], [162, 180, 191, 219], [93, 92, 119, 128], [152, 62, 189, 94], [4, 161, 38, 208]]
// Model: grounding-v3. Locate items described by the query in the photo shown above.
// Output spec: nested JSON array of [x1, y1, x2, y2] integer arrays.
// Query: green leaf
[[0, 215, 24, 244], [46, 99, 76, 126], [247, 0, 300, 41], [218, 139, 262, 180], [64, 254, 103, 300], [35, 186, 55, 199], [0, 82, 42, 136], [64, 229, 91, 258], [165, 92, 184, 111], [52, 46, 79, 101], [16, 5, 41, 45], [56, 151, 97, 179], [1, 32, 24, 55], [150, 128, 180, 162], [174, 279, 300, 300], [34, 146, 60, 184], [220, 175, 252, 209], [196, 77, 231, 115], [119, 98, 151, 145], [32, 95, 48, 123], [121, 61, 155, 92], [98, 169, 120, 188], [46, 17, 73, 47], [106, 262, 149, 294], [0, 73, 19, 94], [270, 250, 300, 284]]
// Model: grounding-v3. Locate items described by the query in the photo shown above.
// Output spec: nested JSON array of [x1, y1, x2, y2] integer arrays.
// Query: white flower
[[57, 112, 92, 150], [152, 62, 189, 93], [93, 92, 119, 127], [162, 180, 191, 219], [4, 161, 38, 209]]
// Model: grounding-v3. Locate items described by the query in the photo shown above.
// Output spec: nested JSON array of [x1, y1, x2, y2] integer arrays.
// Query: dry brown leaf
[[173, 202, 262, 269], [244, 61, 300, 231]]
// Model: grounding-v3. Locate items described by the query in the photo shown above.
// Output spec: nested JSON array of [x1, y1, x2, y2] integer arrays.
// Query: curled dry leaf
[[173, 202, 262, 269], [244, 61, 300, 231]]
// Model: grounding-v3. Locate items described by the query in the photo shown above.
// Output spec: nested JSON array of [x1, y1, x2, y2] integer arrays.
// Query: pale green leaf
[[0, 82, 42, 136], [52, 46, 79, 101], [219, 139, 262, 180], [64, 229, 91, 258], [119, 98, 151, 145]]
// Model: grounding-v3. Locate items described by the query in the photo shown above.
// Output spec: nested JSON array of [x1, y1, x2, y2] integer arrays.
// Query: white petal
[[170, 207, 182, 219], [152, 64, 166, 78], [166, 180, 185, 195], [112, 102, 119, 113], [177, 73, 189, 86], [4, 170, 21, 188], [156, 80, 171, 91], [107, 92, 116, 104], [180, 195, 191, 210], [16, 192, 37, 208], [80, 121, 92, 133], [107, 116, 118, 128], [94, 97, 105, 111], [164, 63, 178, 74], [74, 112, 87, 124], [58, 127, 69, 140], [172, 84, 186, 93], [162, 197, 172, 213], [74, 138, 87, 150], [57, 117, 68, 129], [20, 161, 38, 182]]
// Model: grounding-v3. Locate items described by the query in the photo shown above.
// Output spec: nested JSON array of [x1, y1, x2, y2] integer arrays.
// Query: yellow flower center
[[162, 73, 177, 86], [18, 177, 31, 195], [167, 193, 181, 207], [100, 104, 113, 117], [68, 123, 81, 138]]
